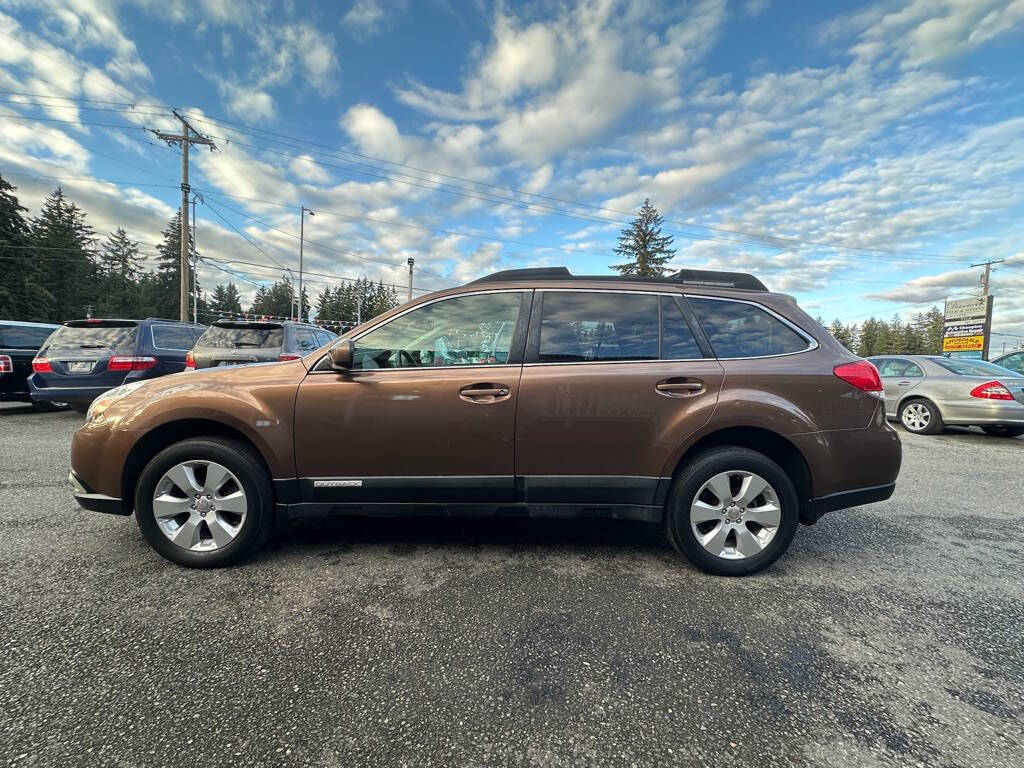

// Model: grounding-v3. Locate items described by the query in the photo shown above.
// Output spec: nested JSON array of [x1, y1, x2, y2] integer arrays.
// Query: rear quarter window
[[151, 324, 200, 351], [0, 326, 56, 349], [689, 297, 810, 358]]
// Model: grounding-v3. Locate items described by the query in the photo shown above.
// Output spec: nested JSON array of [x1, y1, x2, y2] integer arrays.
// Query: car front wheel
[[665, 447, 799, 576], [134, 437, 274, 567]]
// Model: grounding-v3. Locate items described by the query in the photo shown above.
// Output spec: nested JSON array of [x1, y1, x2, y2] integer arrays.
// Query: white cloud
[[479, 16, 559, 99], [217, 81, 276, 121], [289, 153, 330, 184], [341, 0, 406, 40]]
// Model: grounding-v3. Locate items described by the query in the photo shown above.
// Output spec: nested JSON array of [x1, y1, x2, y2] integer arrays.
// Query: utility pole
[[970, 259, 1004, 296], [407, 257, 415, 303], [191, 193, 199, 324], [151, 111, 217, 321], [299, 206, 314, 321]]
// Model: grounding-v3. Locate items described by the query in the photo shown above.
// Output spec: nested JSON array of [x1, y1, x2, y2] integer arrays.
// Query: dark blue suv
[[29, 318, 205, 412]]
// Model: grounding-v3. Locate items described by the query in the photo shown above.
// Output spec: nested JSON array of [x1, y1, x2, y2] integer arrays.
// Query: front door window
[[353, 292, 522, 369]]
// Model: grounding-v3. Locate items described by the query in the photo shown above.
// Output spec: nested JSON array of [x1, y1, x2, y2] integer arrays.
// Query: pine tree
[[31, 187, 95, 321], [209, 283, 243, 316], [611, 199, 675, 277], [95, 228, 144, 318], [153, 212, 196, 320], [0, 174, 38, 320]]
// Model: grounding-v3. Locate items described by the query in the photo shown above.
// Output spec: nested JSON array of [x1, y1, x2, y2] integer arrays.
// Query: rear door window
[[151, 324, 199, 351], [660, 297, 702, 359], [197, 325, 283, 349], [878, 359, 923, 378], [537, 292, 659, 363], [43, 323, 138, 352], [688, 298, 810, 358], [294, 328, 319, 352]]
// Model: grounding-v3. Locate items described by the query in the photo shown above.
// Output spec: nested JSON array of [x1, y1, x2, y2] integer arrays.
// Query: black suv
[[1, 320, 62, 410], [29, 318, 205, 412], [187, 320, 337, 370]]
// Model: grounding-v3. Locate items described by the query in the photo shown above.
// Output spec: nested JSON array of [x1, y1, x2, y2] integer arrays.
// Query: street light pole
[[299, 206, 314, 321]]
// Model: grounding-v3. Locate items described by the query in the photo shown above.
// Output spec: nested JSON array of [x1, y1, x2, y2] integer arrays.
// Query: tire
[[981, 425, 1024, 438], [899, 398, 943, 435], [134, 437, 274, 567], [664, 447, 800, 576], [32, 400, 65, 412], [68, 403, 90, 414]]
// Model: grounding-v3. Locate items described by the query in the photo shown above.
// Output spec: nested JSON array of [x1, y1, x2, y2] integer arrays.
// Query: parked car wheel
[[665, 447, 800, 576], [899, 398, 943, 435], [980, 425, 1024, 438], [134, 438, 274, 568], [31, 400, 67, 413]]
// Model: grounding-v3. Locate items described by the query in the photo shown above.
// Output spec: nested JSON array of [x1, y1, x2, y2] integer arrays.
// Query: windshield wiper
[[78, 343, 107, 349], [232, 342, 262, 347]]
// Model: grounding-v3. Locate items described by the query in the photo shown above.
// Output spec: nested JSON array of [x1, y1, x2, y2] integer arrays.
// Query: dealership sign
[[942, 296, 994, 359]]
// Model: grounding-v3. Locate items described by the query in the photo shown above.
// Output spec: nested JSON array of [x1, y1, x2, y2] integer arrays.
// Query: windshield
[[44, 324, 138, 350], [931, 358, 1021, 377], [197, 324, 283, 348]]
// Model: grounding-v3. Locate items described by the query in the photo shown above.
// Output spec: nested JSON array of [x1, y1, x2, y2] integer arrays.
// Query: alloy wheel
[[152, 460, 248, 551], [689, 470, 782, 560], [901, 402, 930, 432]]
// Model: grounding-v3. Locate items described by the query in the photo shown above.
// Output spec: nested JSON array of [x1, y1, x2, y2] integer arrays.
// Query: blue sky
[[1, 0, 1023, 342]]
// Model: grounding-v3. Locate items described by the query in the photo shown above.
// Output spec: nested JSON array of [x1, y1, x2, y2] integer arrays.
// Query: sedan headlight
[[86, 381, 147, 423]]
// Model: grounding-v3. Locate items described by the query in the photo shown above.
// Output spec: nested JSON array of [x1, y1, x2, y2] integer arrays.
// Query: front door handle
[[656, 379, 704, 396], [459, 383, 511, 402]]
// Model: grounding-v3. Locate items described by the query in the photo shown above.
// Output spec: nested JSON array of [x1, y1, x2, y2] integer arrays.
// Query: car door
[[293, 290, 531, 506], [514, 290, 725, 507], [877, 358, 924, 412]]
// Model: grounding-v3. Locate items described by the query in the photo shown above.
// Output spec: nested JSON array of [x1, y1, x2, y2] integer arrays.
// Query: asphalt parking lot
[[1, 404, 1021, 768]]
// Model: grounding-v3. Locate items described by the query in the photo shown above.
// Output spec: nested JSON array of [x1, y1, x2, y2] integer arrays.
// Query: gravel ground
[[1, 403, 1022, 768]]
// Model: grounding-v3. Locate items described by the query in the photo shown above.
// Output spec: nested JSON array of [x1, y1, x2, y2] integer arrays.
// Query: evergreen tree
[[249, 279, 295, 318], [95, 228, 144, 318], [209, 283, 243, 315], [828, 318, 855, 352], [153, 212, 196, 320], [0, 174, 38, 320], [31, 187, 95, 321], [611, 199, 675, 277]]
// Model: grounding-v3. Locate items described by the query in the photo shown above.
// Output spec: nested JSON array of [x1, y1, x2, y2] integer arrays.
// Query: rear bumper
[[69, 471, 128, 516], [801, 482, 896, 525], [29, 378, 111, 405], [940, 400, 1024, 426]]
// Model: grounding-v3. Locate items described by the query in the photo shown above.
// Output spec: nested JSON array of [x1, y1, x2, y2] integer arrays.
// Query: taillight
[[107, 356, 157, 371], [184, 351, 196, 370], [833, 360, 883, 393], [279, 353, 301, 361], [32, 357, 52, 373], [970, 380, 1014, 400], [0, 354, 12, 374]]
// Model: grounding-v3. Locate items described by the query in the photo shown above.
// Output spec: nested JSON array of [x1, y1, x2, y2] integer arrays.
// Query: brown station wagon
[[70, 267, 901, 575]]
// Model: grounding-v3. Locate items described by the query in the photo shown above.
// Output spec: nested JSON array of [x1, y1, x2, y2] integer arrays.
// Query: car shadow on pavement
[[266, 515, 671, 560]]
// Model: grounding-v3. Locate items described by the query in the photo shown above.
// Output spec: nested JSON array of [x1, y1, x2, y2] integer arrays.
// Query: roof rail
[[471, 266, 767, 291]]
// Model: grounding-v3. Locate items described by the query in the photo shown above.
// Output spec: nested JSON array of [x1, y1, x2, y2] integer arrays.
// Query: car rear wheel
[[665, 447, 799, 576], [981, 425, 1024, 438], [899, 399, 942, 434], [135, 437, 274, 567]]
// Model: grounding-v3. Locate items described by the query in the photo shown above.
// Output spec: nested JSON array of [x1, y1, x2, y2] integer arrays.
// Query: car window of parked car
[[933, 357, 1023, 377], [151, 324, 200, 351], [294, 328, 318, 351], [878, 359, 924, 378], [197, 324, 283, 349], [0, 326, 55, 348], [995, 352, 1024, 374], [538, 291, 659, 363], [660, 296, 702, 360], [354, 292, 523, 369], [688, 297, 809, 358], [43, 324, 137, 351]]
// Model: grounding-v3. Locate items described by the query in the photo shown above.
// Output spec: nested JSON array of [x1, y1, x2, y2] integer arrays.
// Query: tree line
[[0, 175, 399, 329]]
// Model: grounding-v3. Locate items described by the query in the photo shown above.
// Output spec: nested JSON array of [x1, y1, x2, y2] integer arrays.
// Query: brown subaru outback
[[70, 267, 901, 575]]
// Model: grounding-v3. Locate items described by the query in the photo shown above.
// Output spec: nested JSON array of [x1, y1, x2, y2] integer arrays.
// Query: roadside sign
[[942, 296, 994, 359]]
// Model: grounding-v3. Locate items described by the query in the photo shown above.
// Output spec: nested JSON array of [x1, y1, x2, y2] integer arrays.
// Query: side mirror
[[328, 340, 354, 370]]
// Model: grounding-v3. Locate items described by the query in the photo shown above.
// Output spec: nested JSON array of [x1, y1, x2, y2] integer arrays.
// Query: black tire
[[32, 400, 66, 412], [981, 425, 1024, 438], [899, 398, 943, 435], [665, 447, 800, 576], [134, 437, 274, 568], [68, 402, 90, 414]]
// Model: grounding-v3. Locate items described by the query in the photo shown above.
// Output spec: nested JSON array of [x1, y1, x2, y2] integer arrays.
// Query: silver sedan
[[867, 355, 1024, 437]]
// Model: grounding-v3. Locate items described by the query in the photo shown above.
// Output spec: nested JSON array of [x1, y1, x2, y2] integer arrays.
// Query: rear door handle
[[656, 379, 704, 396], [459, 383, 511, 402], [897, 381, 911, 386]]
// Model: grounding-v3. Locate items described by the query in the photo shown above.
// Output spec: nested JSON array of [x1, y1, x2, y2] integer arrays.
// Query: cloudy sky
[[1, 0, 1023, 342]]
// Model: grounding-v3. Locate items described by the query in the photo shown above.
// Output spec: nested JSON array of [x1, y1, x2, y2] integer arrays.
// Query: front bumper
[[69, 471, 128, 516]]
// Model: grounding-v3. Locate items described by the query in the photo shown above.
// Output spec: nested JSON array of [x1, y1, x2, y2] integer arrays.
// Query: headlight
[[86, 381, 147, 422]]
